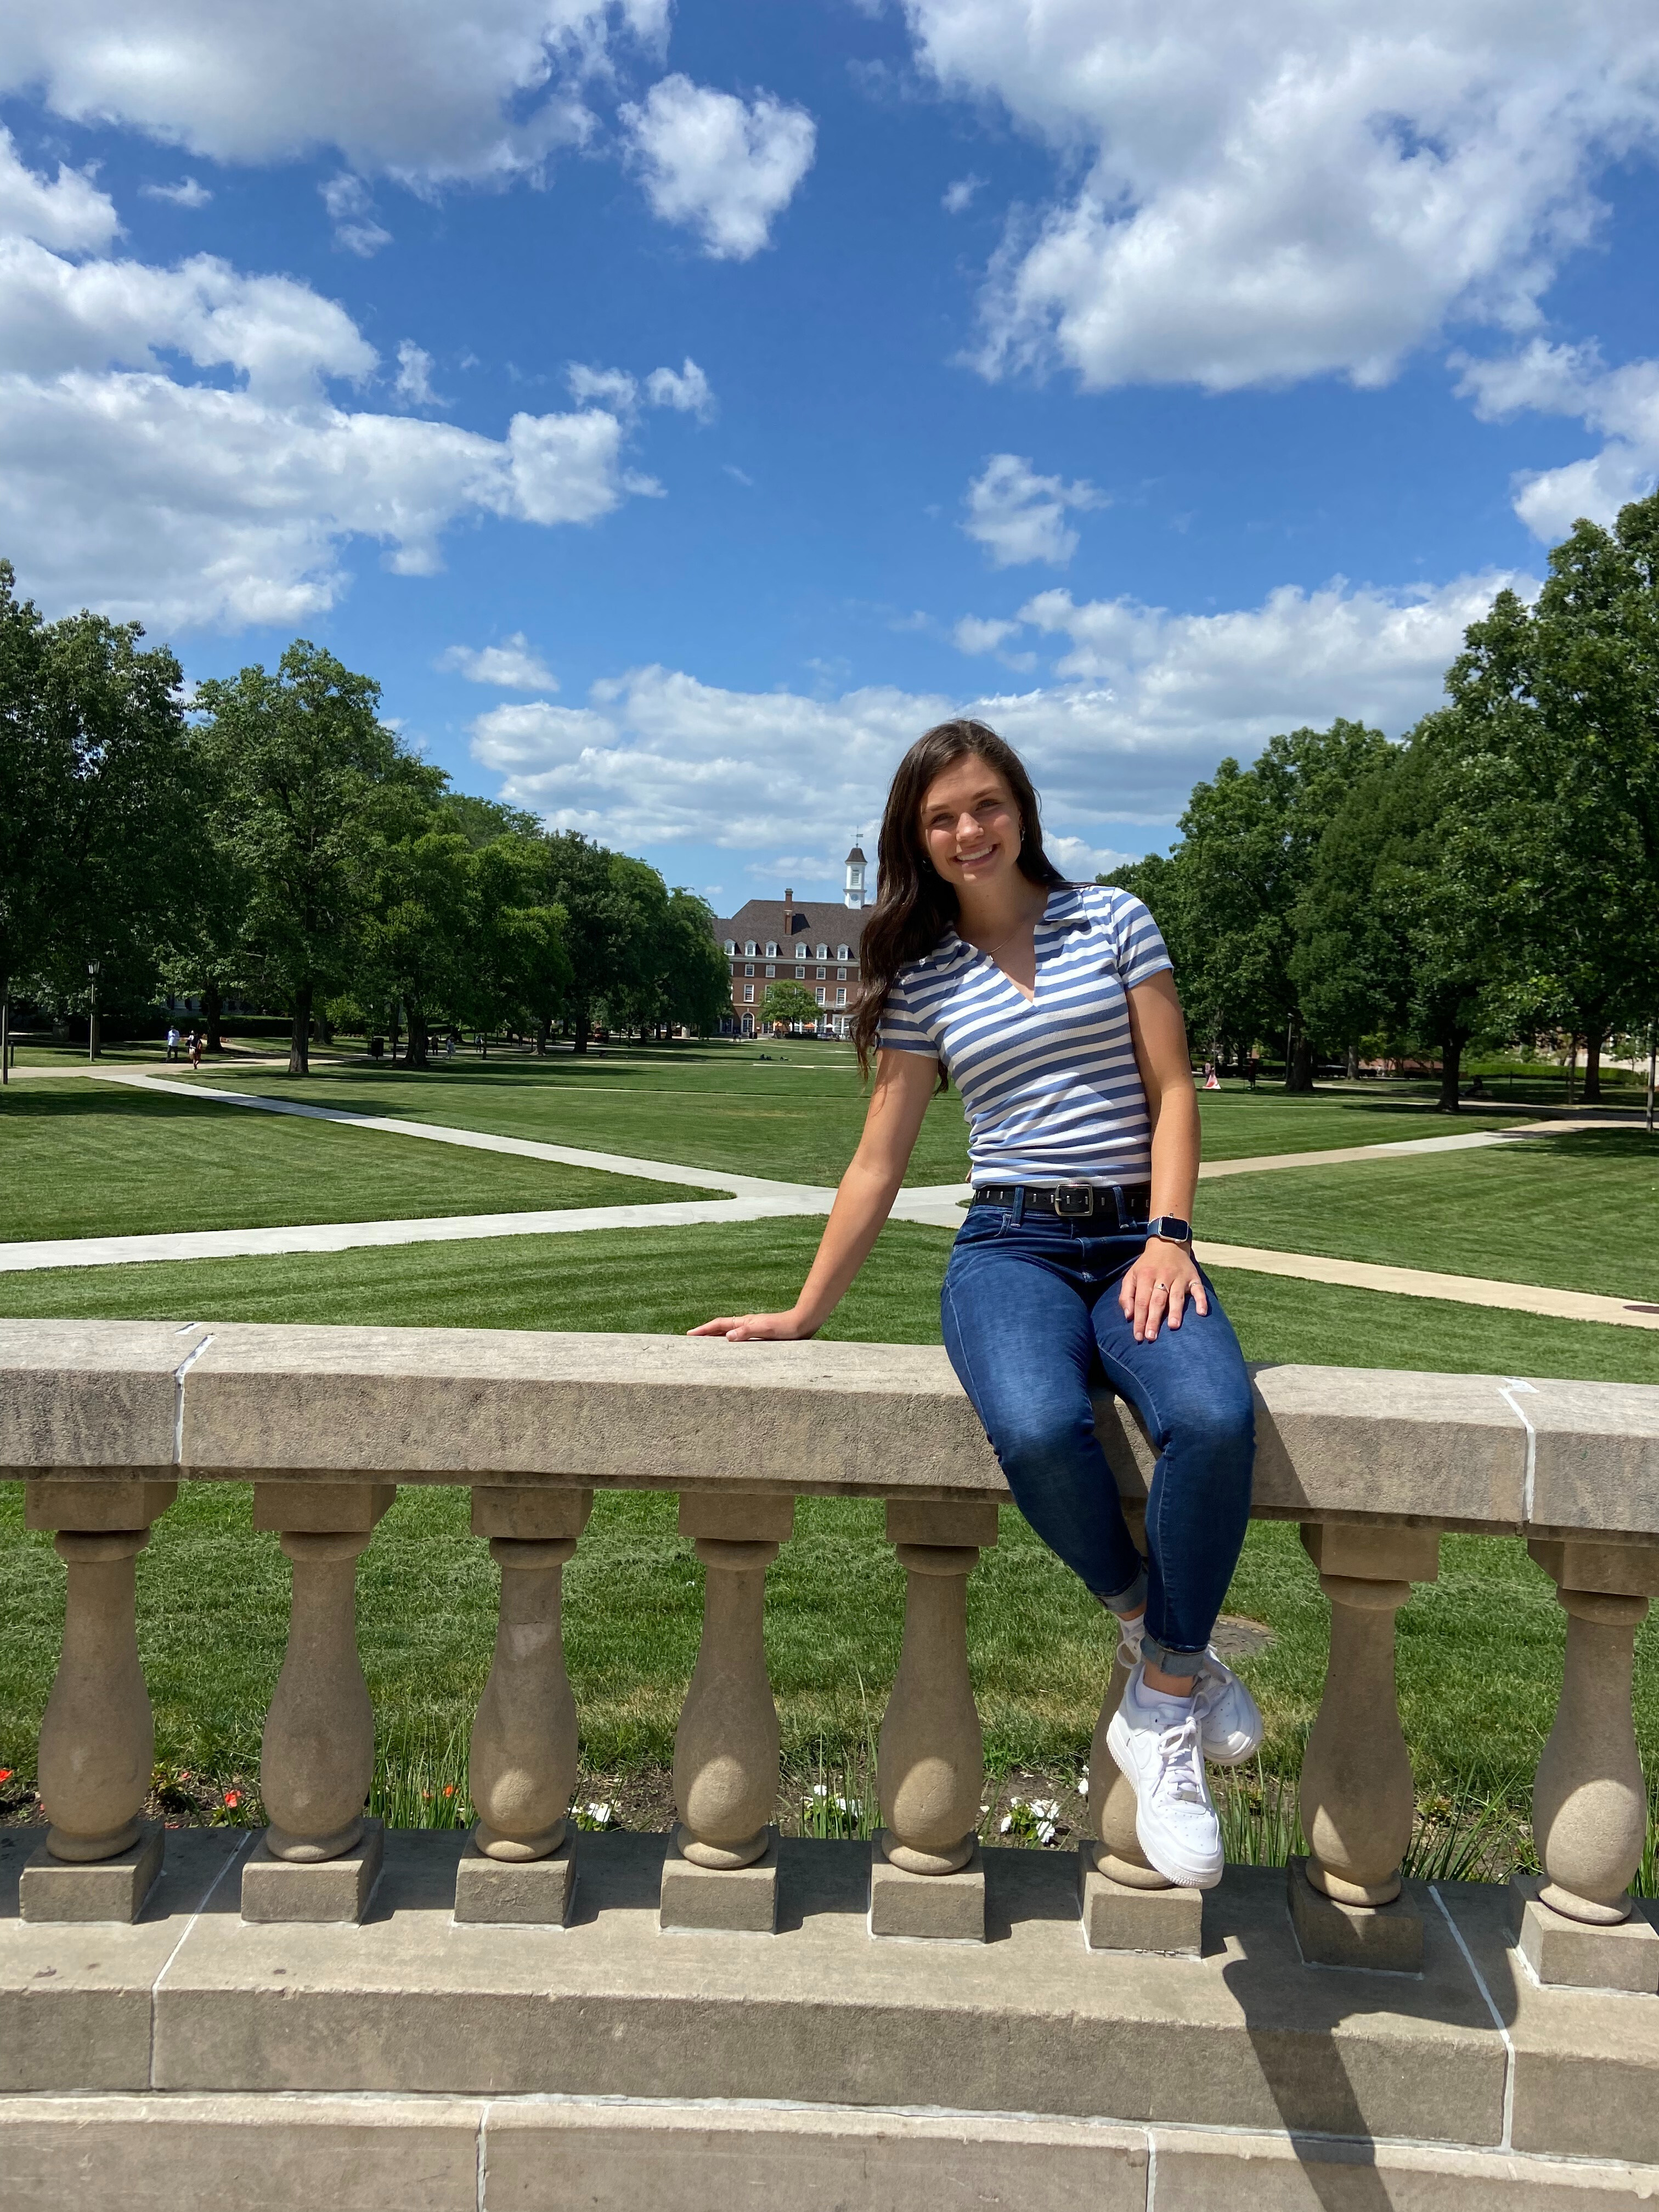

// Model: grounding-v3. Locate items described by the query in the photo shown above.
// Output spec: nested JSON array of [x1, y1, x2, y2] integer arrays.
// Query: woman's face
[[919, 754, 1023, 893]]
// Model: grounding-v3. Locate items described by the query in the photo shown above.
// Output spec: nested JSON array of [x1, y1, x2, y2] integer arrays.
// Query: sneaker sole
[[1104, 1711, 1224, 1890], [1201, 1727, 1265, 1767]]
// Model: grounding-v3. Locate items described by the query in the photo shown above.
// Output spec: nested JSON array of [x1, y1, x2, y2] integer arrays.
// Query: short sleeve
[[876, 968, 938, 1057], [1107, 893, 1173, 988]]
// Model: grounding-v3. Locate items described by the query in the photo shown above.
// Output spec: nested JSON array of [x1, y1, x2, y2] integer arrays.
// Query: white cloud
[[392, 340, 442, 405], [439, 633, 558, 689], [0, 239, 377, 398], [469, 569, 1531, 872], [568, 362, 640, 411], [942, 174, 982, 215], [952, 614, 1020, 653], [645, 356, 714, 418], [320, 172, 391, 256], [902, 0, 1659, 392], [142, 176, 212, 208], [621, 75, 816, 259], [0, 133, 675, 628], [0, 127, 119, 252], [962, 453, 1102, 568], [2, 0, 670, 182], [1453, 338, 1659, 539], [0, 374, 651, 629]]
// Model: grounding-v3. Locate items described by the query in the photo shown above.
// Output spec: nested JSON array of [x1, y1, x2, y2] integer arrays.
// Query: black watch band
[[1145, 1215, 1192, 1244]]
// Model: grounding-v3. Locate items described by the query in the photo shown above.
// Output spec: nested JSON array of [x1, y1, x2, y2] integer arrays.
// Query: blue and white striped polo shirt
[[877, 884, 1172, 1184]]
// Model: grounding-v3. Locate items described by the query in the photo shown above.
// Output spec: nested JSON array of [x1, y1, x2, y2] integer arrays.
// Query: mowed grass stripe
[[212, 1046, 1533, 1185], [1195, 1126, 1659, 1305], [0, 1079, 711, 1242], [2, 1215, 1658, 1384]]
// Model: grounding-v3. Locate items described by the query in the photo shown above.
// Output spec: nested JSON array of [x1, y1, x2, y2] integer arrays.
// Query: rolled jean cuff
[[1097, 1565, 1148, 1618], [1139, 1633, 1207, 1676]]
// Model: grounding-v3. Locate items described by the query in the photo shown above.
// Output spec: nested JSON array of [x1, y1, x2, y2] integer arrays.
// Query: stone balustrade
[[2, 1319, 1657, 1983]]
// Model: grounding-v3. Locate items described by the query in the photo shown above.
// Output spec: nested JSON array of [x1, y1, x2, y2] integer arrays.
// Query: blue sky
[[4, 1, 1658, 911]]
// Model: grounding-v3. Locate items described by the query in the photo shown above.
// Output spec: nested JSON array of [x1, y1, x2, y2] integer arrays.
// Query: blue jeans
[[940, 1205, 1255, 1672]]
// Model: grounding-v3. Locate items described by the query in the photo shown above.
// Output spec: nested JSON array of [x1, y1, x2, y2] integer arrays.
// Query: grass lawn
[[207, 1046, 1536, 1186], [1199, 1127, 1659, 1303], [0, 1078, 710, 1242]]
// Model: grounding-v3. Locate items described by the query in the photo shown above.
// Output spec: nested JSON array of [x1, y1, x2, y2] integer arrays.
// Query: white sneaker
[[1105, 1668, 1224, 1889], [1114, 1622, 1263, 1768], [1193, 1650, 1264, 1766]]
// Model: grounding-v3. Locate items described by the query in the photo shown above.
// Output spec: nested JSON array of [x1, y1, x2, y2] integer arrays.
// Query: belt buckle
[[1053, 1183, 1093, 1217]]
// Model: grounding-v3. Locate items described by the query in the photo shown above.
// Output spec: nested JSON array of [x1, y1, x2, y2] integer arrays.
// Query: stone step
[[2, 2091, 1656, 2209], [5, 1827, 1658, 2171]]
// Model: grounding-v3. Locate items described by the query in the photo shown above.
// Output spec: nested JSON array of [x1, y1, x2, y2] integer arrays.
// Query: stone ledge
[[14, 1321, 1644, 1533], [3, 2095, 1657, 2210]]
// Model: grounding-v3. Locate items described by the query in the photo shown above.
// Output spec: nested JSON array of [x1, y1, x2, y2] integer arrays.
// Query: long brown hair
[[852, 719, 1065, 1081]]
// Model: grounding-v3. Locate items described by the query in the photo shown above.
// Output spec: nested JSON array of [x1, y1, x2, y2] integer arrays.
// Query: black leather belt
[[971, 1182, 1151, 1224]]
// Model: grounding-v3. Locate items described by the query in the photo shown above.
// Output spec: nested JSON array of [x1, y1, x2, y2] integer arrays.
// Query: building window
[[765, 964, 775, 978], [836, 988, 847, 1007], [743, 984, 755, 1002], [793, 964, 804, 979], [765, 941, 777, 957], [816, 988, 827, 1006], [836, 944, 848, 960], [837, 967, 847, 981], [744, 963, 754, 977], [724, 940, 735, 955], [816, 966, 826, 979], [816, 943, 827, 958], [744, 941, 756, 957]]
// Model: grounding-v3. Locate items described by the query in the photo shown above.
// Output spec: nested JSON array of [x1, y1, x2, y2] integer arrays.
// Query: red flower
[[443, 1784, 455, 1797], [223, 1790, 241, 1808], [0, 1769, 13, 1784]]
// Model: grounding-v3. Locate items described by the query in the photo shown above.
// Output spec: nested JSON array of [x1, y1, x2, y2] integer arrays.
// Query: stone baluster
[[20, 1477, 177, 1923], [456, 1485, 592, 1925], [872, 1498, 998, 1940], [1510, 1541, 1659, 1993], [241, 1481, 394, 1924], [1291, 1521, 1440, 1971], [662, 1490, 795, 1932]]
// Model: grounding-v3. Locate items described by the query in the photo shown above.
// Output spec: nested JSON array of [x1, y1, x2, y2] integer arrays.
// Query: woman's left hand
[[1120, 1237, 1207, 1343]]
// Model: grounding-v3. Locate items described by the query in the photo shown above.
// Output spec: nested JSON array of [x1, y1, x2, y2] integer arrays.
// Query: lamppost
[[87, 961, 100, 1063]]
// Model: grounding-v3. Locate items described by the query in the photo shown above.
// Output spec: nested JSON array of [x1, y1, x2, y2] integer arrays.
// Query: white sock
[[1130, 1667, 1195, 1723], [1114, 1611, 1146, 1656]]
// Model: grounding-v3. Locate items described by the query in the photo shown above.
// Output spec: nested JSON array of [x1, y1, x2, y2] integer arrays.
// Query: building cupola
[[843, 845, 866, 910]]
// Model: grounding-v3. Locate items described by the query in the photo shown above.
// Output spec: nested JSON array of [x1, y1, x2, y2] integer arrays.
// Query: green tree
[[27, 599, 201, 1053], [459, 834, 571, 1049], [0, 565, 56, 1072], [760, 979, 823, 1030], [197, 642, 435, 1075], [539, 832, 638, 1052], [658, 889, 732, 1037], [359, 820, 475, 1069], [1438, 493, 1659, 1100], [1113, 721, 1389, 1085]]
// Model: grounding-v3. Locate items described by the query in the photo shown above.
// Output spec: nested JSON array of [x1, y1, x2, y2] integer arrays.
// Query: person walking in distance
[[166, 1023, 180, 1063], [693, 720, 1259, 1888], [188, 1027, 202, 1071]]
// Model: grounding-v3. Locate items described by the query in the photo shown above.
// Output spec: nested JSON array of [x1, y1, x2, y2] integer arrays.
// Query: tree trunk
[[389, 1002, 400, 1064], [574, 1007, 590, 1055], [1565, 1035, 1577, 1108], [535, 1017, 550, 1057], [1345, 1043, 1359, 1080], [1582, 1025, 1604, 1104], [289, 983, 312, 1077], [1284, 1024, 1315, 1093], [202, 977, 222, 1054], [406, 1009, 429, 1071], [1, 994, 9, 1085], [1437, 1028, 1467, 1112]]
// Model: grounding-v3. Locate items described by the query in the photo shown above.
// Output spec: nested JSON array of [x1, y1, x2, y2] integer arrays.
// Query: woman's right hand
[[687, 1309, 818, 1341]]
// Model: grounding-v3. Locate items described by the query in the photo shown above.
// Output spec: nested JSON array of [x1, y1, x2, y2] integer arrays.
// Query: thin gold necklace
[[964, 910, 1034, 962]]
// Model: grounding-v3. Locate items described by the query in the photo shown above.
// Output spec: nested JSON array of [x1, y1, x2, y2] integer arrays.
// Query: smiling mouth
[[954, 844, 996, 865]]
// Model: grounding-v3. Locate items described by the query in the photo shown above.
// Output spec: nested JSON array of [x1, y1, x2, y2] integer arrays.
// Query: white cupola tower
[[843, 843, 866, 910]]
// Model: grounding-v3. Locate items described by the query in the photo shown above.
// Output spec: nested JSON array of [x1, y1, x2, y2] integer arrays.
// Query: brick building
[[713, 846, 868, 1038]]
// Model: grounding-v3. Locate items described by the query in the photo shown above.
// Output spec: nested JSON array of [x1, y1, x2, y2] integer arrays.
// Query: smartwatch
[[1145, 1215, 1192, 1245]]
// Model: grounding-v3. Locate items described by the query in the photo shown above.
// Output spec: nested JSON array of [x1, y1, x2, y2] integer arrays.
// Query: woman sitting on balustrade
[[692, 719, 1260, 1888]]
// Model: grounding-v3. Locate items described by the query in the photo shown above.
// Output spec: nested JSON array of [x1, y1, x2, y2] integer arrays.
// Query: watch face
[[1152, 1217, 1190, 1242]]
